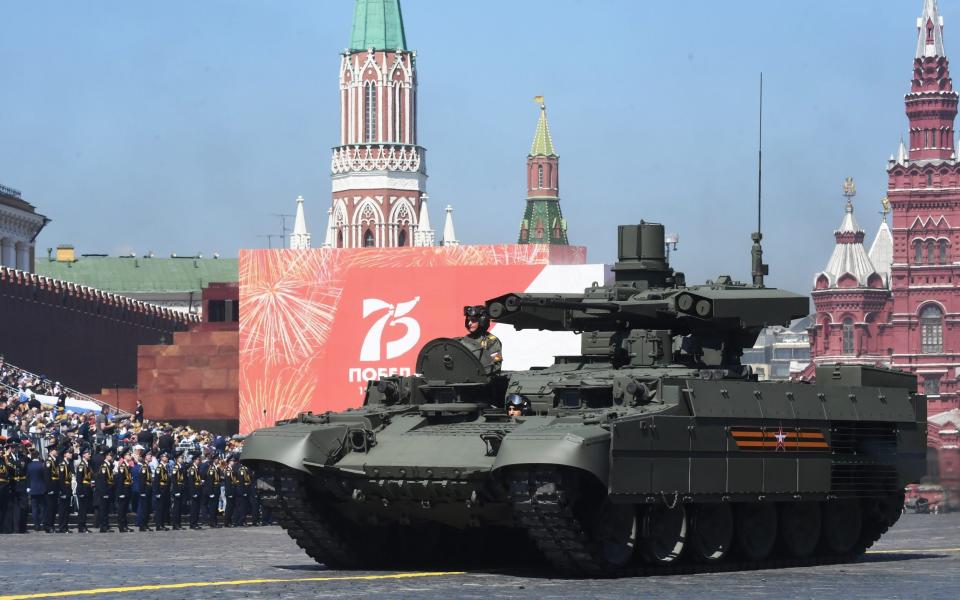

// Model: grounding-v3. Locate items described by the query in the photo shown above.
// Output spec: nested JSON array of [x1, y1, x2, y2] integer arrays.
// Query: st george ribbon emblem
[[729, 427, 829, 452]]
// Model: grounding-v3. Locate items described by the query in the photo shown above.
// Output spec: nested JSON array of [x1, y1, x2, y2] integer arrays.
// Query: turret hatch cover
[[416, 338, 488, 383]]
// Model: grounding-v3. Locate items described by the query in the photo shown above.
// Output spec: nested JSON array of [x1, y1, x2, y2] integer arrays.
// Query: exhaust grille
[[830, 422, 898, 496]]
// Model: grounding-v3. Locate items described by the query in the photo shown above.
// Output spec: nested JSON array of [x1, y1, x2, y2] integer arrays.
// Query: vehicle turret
[[486, 222, 809, 369]]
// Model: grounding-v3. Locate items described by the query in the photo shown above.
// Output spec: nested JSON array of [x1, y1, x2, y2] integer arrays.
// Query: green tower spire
[[519, 98, 568, 245], [349, 0, 408, 52], [530, 101, 558, 157]]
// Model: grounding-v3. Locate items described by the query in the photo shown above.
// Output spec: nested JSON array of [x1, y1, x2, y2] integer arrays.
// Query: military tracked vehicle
[[242, 223, 926, 575]]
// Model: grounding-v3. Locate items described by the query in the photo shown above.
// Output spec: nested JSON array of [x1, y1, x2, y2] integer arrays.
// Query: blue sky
[[0, 0, 947, 294]]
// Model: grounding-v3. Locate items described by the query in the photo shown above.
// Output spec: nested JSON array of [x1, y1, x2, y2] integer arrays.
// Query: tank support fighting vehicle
[[242, 223, 926, 575]]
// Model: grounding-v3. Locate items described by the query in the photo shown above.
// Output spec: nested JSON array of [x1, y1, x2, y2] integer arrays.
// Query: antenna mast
[[751, 73, 769, 287]]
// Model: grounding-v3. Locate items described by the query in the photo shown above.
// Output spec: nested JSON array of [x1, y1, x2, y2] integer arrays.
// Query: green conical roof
[[349, 0, 407, 52], [530, 103, 557, 157]]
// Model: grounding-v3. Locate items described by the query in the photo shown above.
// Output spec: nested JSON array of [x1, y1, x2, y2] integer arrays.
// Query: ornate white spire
[[289, 195, 311, 250], [917, 0, 946, 59], [322, 207, 334, 247], [414, 193, 435, 247], [897, 137, 909, 164], [814, 183, 882, 289], [868, 219, 893, 287], [441, 205, 459, 246]]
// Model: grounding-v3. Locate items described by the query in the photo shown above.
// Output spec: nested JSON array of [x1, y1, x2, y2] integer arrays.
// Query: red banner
[[238, 245, 587, 433]]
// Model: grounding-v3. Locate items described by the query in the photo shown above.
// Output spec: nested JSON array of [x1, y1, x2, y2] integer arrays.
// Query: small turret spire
[[322, 208, 334, 247], [897, 137, 909, 164], [414, 194, 435, 246], [289, 195, 311, 250], [917, 0, 946, 59], [441, 205, 459, 246]]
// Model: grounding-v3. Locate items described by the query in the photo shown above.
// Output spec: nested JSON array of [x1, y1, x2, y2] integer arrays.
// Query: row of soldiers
[[1, 442, 266, 533]]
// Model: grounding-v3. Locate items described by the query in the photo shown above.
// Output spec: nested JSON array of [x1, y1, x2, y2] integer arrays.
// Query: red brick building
[[808, 0, 960, 492]]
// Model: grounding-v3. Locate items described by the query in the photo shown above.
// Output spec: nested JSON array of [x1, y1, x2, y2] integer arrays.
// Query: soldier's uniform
[[223, 459, 238, 527], [186, 459, 203, 529], [152, 458, 171, 531], [43, 453, 60, 532], [75, 458, 94, 533], [170, 459, 185, 530], [56, 455, 74, 533], [94, 460, 114, 532], [115, 458, 132, 532], [8, 450, 28, 533], [232, 464, 251, 526], [457, 332, 503, 374], [134, 461, 153, 531], [0, 456, 9, 533], [202, 459, 221, 528]]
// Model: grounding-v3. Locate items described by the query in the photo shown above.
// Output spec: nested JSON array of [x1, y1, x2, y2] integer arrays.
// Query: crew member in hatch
[[457, 305, 503, 374]]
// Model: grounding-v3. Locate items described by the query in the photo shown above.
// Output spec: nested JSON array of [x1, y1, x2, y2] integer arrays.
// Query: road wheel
[[777, 501, 821, 558], [687, 503, 733, 563], [734, 503, 777, 560], [638, 503, 687, 564], [821, 500, 862, 555]]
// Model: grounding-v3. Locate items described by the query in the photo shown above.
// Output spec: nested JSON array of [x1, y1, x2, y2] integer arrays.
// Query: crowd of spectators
[[0, 356, 268, 533]]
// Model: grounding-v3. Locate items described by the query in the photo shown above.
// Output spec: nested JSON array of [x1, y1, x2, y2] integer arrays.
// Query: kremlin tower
[[325, 0, 430, 248], [519, 99, 569, 245], [808, 0, 960, 496], [810, 0, 960, 414]]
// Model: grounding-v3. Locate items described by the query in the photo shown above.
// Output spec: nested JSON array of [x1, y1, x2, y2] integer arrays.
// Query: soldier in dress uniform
[[7, 442, 29, 533], [94, 450, 114, 532], [186, 454, 203, 530], [114, 448, 133, 532], [152, 451, 171, 531], [223, 455, 238, 527], [202, 455, 221, 528], [170, 451, 186, 530], [457, 305, 503, 374], [133, 452, 153, 531], [0, 443, 10, 533], [75, 447, 94, 533], [56, 447, 75, 533], [43, 445, 61, 533], [233, 461, 252, 526]]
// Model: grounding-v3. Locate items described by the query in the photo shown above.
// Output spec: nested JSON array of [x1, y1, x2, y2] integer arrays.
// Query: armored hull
[[242, 224, 926, 575]]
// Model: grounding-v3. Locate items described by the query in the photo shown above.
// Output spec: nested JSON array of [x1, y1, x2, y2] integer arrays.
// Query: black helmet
[[463, 305, 490, 332]]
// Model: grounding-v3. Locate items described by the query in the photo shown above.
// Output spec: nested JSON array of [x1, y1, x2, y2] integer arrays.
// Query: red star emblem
[[774, 426, 787, 451]]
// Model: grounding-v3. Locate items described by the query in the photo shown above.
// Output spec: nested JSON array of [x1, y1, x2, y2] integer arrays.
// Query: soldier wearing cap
[[114, 448, 133, 532], [152, 451, 171, 531], [185, 453, 203, 529], [0, 441, 11, 532], [75, 447, 94, 533], [170, 451, 186, 530], [94, 449, 114, 532], [56, 447, 75, 533], [202, 454, 221, 528], [233, 458, 253, 527], [43, 444, 60, 532], [223, 454, 239, 527], [6, 441, 28, 533], [133, 451, 153, 531]]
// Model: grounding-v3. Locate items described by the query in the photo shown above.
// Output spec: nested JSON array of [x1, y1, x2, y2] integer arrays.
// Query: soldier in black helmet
[[457, 305, 503, 375], [223, 454, 238, 527]]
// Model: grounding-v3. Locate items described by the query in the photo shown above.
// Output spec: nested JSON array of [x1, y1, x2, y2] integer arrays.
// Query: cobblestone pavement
[[0, 513, 957, 599]]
